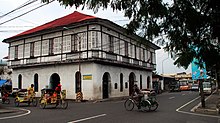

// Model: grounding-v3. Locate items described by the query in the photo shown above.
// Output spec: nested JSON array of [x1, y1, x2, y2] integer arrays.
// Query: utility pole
[[162, 54, 169, 90]]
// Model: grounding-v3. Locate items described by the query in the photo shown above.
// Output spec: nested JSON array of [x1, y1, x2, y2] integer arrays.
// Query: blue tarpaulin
[[0, 80, 7, 87]]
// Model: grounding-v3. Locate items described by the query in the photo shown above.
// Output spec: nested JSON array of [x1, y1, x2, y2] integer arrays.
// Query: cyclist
[[132, 84, 144, 109], [27, 84, 35, 98]]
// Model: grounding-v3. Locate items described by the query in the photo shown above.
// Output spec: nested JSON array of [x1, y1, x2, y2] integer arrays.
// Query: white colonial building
[[3, 11, 160, 100]]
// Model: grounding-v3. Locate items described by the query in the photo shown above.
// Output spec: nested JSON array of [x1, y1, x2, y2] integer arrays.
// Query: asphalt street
[[0, 91, 219, 123]]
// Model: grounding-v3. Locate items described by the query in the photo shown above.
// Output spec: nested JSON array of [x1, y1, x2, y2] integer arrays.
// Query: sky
[[0, 0, 191, 74]]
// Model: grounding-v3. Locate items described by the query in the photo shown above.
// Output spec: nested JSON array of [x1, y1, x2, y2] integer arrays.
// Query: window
[[91, 31, 100, 49], [125, 82, 128, 89], [18, 45, 23, 59], [120, 40, 125, 55], [114, 83, 118, 89], [63, 35, 71, 53], [30, 42, 34, 57], [71, 34, 78, 51], [49, 38, 54, 55], [18, 74, 22, 89], [120, 73, 123, 92], [125, 42, 128, 56], [140, 75, 142, 89], [134, 46, 137, 59], [114, 38, 120, 54], [15, 46, 18, 59], [34, 41, 41, 56], [79, 32, 87, 50], [42, 40, 49, 56], [109, 35, 114, 53], [53, 37, 61, 54], [34, 74, 39, 92], [9, 47, 15, 60]]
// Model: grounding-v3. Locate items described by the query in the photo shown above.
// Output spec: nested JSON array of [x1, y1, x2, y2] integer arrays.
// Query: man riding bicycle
[[132, 84, 144, 109]]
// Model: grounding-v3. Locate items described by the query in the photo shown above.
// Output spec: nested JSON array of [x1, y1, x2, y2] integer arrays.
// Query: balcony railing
[[10, 50, 156, 70]]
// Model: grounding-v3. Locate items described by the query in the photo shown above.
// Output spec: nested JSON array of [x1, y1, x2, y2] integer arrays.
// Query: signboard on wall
[[83, 74, 92, 80]]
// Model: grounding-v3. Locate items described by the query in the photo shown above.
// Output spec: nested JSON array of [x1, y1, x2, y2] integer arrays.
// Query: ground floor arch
[[49, 73, 60, 90], [129, 72, 136, 95], [147, 76, 151, 89], [102, 72, 111, 99]]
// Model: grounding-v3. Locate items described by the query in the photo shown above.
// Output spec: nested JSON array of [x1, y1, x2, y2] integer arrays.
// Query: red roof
[[12, 11, 97, 38]]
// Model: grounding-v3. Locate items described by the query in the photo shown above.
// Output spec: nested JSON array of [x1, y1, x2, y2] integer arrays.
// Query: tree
[[42, 0, 220, 80]]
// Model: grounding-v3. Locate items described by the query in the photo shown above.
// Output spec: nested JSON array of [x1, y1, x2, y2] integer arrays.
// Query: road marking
[[68, 114, 107, 123], [169, 97, 175, 99], [182, 94, 185, 96], [176, 96, 200, 111], [176, 96, 220, 118], [0, 108, 31, 120]]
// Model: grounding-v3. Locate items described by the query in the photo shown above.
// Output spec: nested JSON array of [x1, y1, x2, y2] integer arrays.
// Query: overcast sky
[[0, 0, 191, 74]]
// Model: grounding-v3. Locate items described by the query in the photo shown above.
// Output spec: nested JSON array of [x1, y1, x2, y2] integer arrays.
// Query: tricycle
[[14, 89, 37, 107], [39, 88, 68, 109], [124, 91, 158, 111]]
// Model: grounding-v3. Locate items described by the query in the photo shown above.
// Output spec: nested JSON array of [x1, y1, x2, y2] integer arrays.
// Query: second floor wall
[[8, 23, 157, 70]]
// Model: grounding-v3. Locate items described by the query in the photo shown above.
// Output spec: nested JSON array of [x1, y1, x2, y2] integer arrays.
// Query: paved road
[[1, 91, 219, 123]]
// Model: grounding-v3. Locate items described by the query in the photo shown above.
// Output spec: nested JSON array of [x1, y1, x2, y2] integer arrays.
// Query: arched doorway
[[18, 74, 22, 89], [49, 73, 60, 90], [147, 76, 151, 89], [102, 72, 111, 99], [34, 74, 39, 92], [75, 71, 81, 93], [129, 72, 136, 95]]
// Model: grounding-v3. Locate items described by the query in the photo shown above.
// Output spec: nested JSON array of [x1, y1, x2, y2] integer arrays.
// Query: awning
[[0, 80, 7, 87]]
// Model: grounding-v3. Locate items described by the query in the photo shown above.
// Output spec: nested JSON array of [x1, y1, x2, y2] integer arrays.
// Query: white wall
[[11, 62, 152, 100]]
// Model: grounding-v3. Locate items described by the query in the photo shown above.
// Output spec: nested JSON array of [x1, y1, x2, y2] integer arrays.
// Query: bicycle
[[124, 92, 158, 111]]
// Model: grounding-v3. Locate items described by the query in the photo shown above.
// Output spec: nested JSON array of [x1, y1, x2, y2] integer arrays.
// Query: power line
[[0, 0, 38, 19], [0, 30, 25, 32], [0, 11, 37, 25], [0, 0, 55, 26], [0, 26, 33, 28]]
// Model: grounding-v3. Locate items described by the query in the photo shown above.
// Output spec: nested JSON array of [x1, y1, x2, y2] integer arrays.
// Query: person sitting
[[55, 84, 61, 99], [132, 84, 144, 109], [1, 86, 8, 98], [27, 84, 35, 98]]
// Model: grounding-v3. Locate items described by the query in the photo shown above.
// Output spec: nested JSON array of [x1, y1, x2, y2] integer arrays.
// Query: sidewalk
[[193, 90, 220, 115]]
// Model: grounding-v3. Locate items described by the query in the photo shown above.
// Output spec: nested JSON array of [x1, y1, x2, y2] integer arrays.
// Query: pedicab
[[39, 88, 68, 109], [14, 89, 38, 107]]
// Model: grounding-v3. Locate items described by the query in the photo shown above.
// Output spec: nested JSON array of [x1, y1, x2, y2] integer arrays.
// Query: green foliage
[[41, 0, 220, 70]]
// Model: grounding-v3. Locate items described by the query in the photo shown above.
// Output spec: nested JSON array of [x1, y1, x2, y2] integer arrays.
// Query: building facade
[[3, 11, 160, 100]]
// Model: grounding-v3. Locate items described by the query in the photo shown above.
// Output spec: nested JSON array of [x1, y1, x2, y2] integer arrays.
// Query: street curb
[[191, 90, 219, 115]]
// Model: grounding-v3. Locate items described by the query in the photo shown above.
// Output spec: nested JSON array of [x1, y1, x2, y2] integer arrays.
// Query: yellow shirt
[[27, 87, 34, 95]]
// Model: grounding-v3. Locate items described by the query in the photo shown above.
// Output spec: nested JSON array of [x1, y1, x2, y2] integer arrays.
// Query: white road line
[[169, 97, 175, 99], [176, 96, 220, 118], [176, 96, 200, 111], [0, 108, 31, 120], [68, 114, 107, 123]]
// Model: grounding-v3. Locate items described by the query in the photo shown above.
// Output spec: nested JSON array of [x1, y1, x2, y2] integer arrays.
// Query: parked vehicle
[[39, 88, 68, 109], [14, 89, 37, 107], [179, 80, 190, 91], [169, 81, 181, 92], [191, 83, 199, 91], [200, 81, 212, 95]]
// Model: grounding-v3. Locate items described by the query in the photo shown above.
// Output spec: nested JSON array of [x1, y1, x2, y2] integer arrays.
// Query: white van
[[200, 81, 212, 95]]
